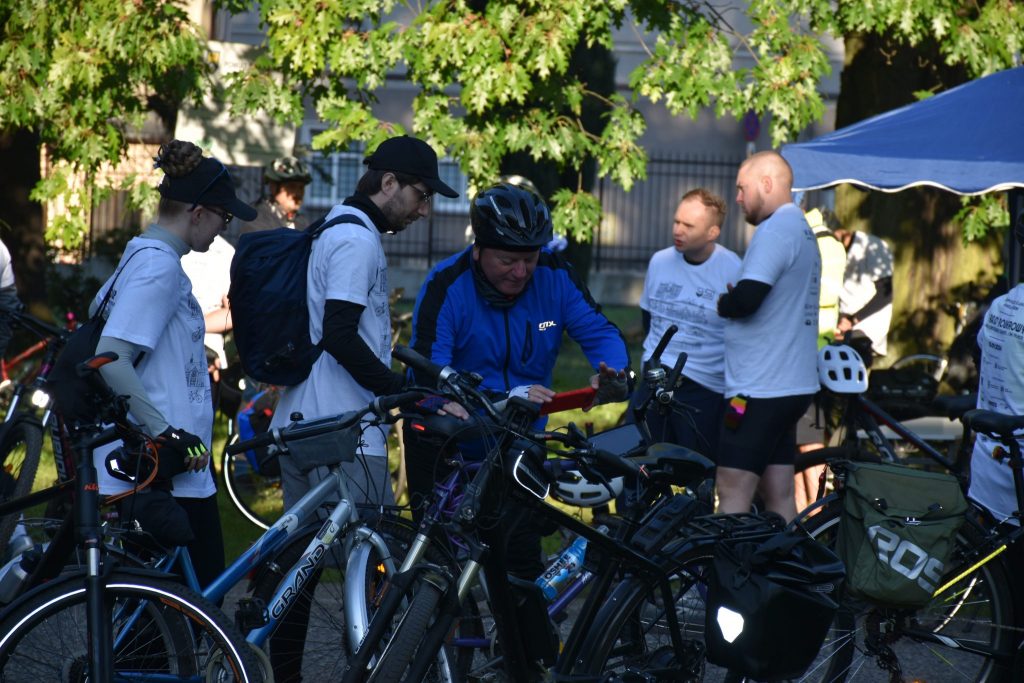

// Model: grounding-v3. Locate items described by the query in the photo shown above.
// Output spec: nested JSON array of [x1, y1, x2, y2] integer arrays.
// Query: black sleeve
[[641, 309, 651, 337], [717, 279, 773, 319], [322, 299, 405, 395], [851, 276, 893, 322]]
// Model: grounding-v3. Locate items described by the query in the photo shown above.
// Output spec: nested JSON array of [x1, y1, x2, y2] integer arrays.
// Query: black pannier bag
[[705, 527, 845, 680]]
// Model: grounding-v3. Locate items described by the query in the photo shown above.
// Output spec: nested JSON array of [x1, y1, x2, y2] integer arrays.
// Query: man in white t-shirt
[[835, 227, 894, 358], [716, 151, 820, 521], [0, 239, 22, 358], [969, 283, 1024, 523], [270, 136, 459, 511], [632, 188, 740, 456]]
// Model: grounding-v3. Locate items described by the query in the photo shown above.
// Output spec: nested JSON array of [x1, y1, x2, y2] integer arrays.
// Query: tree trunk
[[0, 130, 48, 311], [834, 33, 1001, 362]]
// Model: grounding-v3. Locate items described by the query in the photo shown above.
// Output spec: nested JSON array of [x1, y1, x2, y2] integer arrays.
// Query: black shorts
[[717, 394, 815, 475]]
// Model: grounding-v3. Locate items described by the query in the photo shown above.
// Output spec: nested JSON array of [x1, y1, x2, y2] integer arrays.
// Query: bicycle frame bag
[[705, 527, 845, 680], [229, 213, 368, 386], [283, 412, 361, 474], [837, 460, 967, 607]]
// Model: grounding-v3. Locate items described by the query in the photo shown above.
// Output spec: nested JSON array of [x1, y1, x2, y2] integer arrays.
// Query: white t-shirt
[[969, 284, 1024, 523], [92, 237, 215, 498], [180, 235, 235, 367], [839, 231, 894, 356], [640, 245, 741, 393], [270, 205, 392, 457], [723, 203, 820, 398]]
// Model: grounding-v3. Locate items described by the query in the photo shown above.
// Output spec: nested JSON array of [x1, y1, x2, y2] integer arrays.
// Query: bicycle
[[0, 308, 74, 558], [0, 352, 261, 681], [0, 379, 441, 681], [783, 345, 1022, 681], [348, 344, 832, 683]]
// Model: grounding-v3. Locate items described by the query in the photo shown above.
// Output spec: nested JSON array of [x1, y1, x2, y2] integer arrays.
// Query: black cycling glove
[[156, 426, 209, 477]]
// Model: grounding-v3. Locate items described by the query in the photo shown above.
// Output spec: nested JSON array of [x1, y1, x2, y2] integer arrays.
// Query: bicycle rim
[[0, 573, 258, 681], [222, 437, 282, 530], [799, 509, 1015, 682]]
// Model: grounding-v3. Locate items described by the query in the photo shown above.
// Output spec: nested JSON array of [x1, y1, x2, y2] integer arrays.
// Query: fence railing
[[87, 154, 751, 275]]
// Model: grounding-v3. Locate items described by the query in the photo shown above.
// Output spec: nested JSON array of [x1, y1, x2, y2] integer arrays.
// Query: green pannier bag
[[837, 461, 968, 607]]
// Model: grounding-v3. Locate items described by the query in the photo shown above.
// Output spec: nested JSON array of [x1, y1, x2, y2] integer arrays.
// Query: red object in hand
[[539, 387, 598, 415]]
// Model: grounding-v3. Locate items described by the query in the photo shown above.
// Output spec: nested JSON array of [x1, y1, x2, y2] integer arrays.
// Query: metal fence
[[377, 153, 748, 274], [88, 153, 749, 275]]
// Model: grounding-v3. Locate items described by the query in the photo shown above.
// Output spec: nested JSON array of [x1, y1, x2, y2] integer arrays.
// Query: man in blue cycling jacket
[[405, 182, 631, 578]]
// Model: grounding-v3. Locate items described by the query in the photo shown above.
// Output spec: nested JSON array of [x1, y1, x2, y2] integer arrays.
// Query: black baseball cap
[[363, 135, 459, 198], [158, 157, 258, 221]]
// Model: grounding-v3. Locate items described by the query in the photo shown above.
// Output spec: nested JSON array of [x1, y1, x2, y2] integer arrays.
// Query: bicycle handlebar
[[226, 391, 426, 456]]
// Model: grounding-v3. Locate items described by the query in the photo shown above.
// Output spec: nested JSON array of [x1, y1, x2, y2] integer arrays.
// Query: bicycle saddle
[[627, 442, 715, 489], [962, 409, 1024, 439]]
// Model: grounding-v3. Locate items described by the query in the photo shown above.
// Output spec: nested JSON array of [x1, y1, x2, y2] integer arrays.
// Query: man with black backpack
[[268, 135, 459, 511]]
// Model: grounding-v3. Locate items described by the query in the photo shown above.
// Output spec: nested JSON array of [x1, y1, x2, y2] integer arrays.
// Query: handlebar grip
[[393, 345, 447, 382], [374, 390, 427, 413], [226, 430, 277, 455], [648, 324, 678, 368], [663, 351, 687, 396]]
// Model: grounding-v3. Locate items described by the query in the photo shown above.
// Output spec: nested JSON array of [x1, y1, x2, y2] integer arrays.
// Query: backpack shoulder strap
[[309, 213, 370, 239], [94, 245, 162, 319]]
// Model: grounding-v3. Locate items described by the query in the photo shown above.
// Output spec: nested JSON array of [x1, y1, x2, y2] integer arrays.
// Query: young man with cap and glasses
[[90, 140, 257, 588], [269, 135, 460, 512]]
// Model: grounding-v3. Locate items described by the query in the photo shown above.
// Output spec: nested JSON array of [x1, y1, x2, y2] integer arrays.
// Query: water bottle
[[0, 541, 42, 604], [535, 525, 608, 601]]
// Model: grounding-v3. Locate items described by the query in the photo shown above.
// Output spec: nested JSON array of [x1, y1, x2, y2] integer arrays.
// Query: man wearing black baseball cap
[[271, 132, 457, 511]]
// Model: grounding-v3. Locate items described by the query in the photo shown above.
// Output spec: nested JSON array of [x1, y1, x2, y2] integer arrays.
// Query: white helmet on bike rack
[[551, 470, 623, 507], [817, 344, 868, 394]]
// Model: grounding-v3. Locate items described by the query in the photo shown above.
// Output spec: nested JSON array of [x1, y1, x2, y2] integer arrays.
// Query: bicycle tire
[[250, 514, 468, 682], [0, 568, 261, 681], [222, 432, 283, 530], [0, 417, 43, 558], [800, 503, 1015, 682], [571, 549, 716, 681], [370, 577, 447, 683]]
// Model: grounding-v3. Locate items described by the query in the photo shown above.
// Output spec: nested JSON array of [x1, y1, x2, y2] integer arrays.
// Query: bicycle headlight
[[29, 388, 50, 409]]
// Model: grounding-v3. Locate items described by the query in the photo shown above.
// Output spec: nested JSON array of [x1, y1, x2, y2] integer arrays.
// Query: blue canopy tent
[[781, 65, 1024, 281]]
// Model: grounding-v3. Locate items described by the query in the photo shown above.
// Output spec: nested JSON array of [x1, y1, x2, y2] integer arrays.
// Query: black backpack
[[228, 213, 368, 386]]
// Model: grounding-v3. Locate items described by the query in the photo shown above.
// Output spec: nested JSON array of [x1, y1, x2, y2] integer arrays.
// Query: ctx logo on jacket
[[538, 321, 557, 332]]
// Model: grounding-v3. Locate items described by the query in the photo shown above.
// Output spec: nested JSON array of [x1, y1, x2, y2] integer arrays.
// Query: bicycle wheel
[[800, 506, 1016, 682], [0, 569, 260, 681], [0, 417, 43, 558], [222, 433, 283, 530], [573, 551, 716, 681]]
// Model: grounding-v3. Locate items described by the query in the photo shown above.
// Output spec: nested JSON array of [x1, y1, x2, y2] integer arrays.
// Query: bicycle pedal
[[235, 597, 268, 631]]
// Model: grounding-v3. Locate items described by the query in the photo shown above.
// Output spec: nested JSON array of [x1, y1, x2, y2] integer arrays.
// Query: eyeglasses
[[203, 205, 233, 226], [188, 162, 228, 211], [410, 185, 434, 207]]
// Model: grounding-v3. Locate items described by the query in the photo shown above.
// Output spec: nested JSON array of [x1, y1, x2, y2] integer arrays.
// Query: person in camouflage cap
[[240, 155, 314, 234]]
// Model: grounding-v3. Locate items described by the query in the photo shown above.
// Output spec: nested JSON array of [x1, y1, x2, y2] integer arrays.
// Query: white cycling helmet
[[818, 344, 868, 394], [551, 470, 624, 507]]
